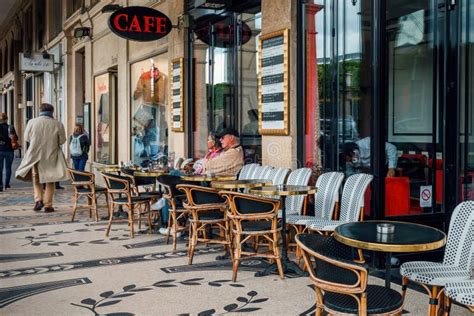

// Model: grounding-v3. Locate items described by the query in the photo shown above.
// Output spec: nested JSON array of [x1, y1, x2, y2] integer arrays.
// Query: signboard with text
[[258, 29, 289, 135], [170, 58, 184, 132], [108, 6, 173, 41], [19, 53, 54, 72]]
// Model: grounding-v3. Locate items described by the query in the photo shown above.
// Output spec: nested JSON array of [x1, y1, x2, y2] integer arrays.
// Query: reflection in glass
[[130, 56, 168, 166], [94, 73, 110, 164]]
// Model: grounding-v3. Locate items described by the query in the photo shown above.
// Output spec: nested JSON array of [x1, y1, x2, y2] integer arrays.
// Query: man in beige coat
[[16, 103, 68, 212], [202, 128, 244, 176]]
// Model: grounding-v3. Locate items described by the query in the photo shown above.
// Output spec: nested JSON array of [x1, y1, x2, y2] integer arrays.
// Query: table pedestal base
[[255, 258, 308, 277]]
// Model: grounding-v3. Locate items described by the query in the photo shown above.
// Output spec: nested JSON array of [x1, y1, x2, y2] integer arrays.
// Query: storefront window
[[130, 54, 168, 166], [94, 73, 112, 164]]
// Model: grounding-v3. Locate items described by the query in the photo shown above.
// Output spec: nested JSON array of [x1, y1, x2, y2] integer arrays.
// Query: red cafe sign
[[108, 6, 173, 41]]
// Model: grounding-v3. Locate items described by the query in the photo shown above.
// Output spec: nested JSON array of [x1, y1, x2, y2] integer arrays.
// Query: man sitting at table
[[201, 128, 244, 176]]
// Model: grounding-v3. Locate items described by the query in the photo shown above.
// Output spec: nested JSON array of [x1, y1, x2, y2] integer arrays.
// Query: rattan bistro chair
[[101, 173, 154, 239], [296, 233, 404, 316], [157, 175, 189, 250], [400, 200, 474, 316], [67, 168, 108, 222], [220, 190, 284, 282], [177, 184, 231, 264], [306, 173, 373, 234]]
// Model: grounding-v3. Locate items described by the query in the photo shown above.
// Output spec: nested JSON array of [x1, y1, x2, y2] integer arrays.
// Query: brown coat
[[203, 145, 244, 176], [16, 116, 68, 183]]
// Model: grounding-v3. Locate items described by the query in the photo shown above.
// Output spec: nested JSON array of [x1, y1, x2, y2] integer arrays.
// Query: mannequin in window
[[132, 65, 167, 163]]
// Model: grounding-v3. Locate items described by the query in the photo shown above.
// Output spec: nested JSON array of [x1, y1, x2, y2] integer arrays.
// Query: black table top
[[334, 221, 446, 253]]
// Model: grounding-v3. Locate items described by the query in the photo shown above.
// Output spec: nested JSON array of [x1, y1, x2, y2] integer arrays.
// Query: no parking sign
[[420, 185, 432, 208]]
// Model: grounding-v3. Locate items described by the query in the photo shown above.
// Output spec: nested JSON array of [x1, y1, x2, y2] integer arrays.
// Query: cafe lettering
[[108, 6, 173, 41]]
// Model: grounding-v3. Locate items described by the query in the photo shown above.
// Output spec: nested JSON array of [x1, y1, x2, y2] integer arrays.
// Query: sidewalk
[[0, 175, 471, 315]]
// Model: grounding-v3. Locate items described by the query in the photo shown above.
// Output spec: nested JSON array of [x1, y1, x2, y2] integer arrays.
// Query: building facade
[[1, 0, 472, 235]]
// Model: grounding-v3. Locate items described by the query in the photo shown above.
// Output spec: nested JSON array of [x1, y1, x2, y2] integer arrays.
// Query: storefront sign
[[258, 29, 289, 135], [19, 53, 54, 72], [108, 6, 173, 41], [170, 58, 184, 132]]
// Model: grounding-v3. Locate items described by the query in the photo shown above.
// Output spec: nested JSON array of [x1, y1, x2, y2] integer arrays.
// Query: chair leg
[[232, 233, 241, 282], [104, 194, 110, 218], [137, 205, 142, 231], [128, 204, 134, 239], [273, 231, 284, 279], [105, 202, 114, 237], [166, 212, 173, 246], [188, 221, 197, 265], [71, 194, 78, 222], [92, 195, 99, 222], [146, 203, 153, 234], [172, 212, 178, 250], [428, 286, 439, 316]]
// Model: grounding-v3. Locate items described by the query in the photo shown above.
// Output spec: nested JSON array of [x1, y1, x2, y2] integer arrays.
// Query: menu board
[[170, 58, 184, 132], [258, 29, 289, 135]]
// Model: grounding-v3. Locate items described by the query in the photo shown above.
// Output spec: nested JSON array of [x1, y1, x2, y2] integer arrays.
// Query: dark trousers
[[72, 157, 88, 171], [0, 151, 14, 186]]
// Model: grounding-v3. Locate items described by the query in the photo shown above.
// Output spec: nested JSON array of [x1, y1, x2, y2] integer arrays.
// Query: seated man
[[343, 137, 397, 177], [202, 128, 244, 176]]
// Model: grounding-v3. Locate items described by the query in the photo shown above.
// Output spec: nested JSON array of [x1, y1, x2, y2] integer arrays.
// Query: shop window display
[[130, 55, 168, 166], [94, 73, 112, 164]]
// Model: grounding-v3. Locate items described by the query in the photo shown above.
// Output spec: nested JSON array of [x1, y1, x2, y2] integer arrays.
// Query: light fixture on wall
[[73, 27, 91, 39], [351, 0, 357, 6], [101, 4, 122, 13]]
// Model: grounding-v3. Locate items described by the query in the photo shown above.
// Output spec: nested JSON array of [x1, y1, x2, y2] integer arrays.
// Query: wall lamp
[[73, 27, 91, 39], [101, 4, 123, 13]]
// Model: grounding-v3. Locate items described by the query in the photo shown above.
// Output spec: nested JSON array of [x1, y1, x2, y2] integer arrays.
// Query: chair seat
[[76, 186, 107, 193], [277, 209, 299, 218], [400, 262, 471, 286], [445, 280, 474, 307], [240, 221, 281, 233], [306, 219, 347, 232], [139, 191, 162, 199], [325, 284, 403, 315], [113, 196, 151, 204], [287, 215, 320, 225]]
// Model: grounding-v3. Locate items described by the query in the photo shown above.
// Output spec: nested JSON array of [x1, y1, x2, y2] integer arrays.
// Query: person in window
[[243, 109, 259, 135], [0, 113, 16, 191], [69, 123, 90, 171], [15, 103, 68, 212], [343, 137, 398, 177], [201, 128, 244, 176]]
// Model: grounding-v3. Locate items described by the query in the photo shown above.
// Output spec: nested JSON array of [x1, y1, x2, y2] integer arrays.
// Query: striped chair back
[[314, 172, 345, 219], [267, 167, 290, 185], [238, 163, 260, 180], [442, 200, 474, 270], [251, 165, 273, 180], [285, 168, 312, 215], [338, 173, 373, 222]]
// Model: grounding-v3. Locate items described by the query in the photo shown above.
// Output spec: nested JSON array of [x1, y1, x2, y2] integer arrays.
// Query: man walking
[[16, 103, 68, 212]]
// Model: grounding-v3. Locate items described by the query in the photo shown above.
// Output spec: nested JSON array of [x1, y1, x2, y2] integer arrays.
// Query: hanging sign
[[194, 14, 252, 48], [19, 53, 54, 72], [108, 6, 173, 41], [258, 29, 289, 135], [170, 58, 184, 132]]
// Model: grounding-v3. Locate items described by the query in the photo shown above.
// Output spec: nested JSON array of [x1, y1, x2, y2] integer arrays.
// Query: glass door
[[459, 0, 474, 202]]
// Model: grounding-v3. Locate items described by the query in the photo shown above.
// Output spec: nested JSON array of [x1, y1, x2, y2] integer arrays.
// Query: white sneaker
[[159, 227, 182, 237]]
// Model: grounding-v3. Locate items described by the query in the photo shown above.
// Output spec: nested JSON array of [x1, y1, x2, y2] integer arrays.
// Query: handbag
[[10, 134, 19, 150]]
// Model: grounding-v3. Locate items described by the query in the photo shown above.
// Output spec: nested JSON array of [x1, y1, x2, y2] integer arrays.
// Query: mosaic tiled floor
[[0, 184, 471, 315]]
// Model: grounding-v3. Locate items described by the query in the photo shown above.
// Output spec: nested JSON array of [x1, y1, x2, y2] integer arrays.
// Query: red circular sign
[[421, 189, 431, 201], [108, 6, 173, 41]]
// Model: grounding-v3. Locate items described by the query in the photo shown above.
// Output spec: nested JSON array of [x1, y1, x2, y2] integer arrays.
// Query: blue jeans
[[0, 151, 14, 186], [72, 157, 88, 171]]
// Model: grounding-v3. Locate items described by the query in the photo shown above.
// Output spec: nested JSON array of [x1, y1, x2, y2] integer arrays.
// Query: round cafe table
[[211, 179, 272, 190], [334, 221, 446, 288], [250, 185, 317, 277]]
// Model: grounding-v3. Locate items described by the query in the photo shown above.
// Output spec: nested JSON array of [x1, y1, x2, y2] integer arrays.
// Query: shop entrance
[[190, 3, 262, 163]]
